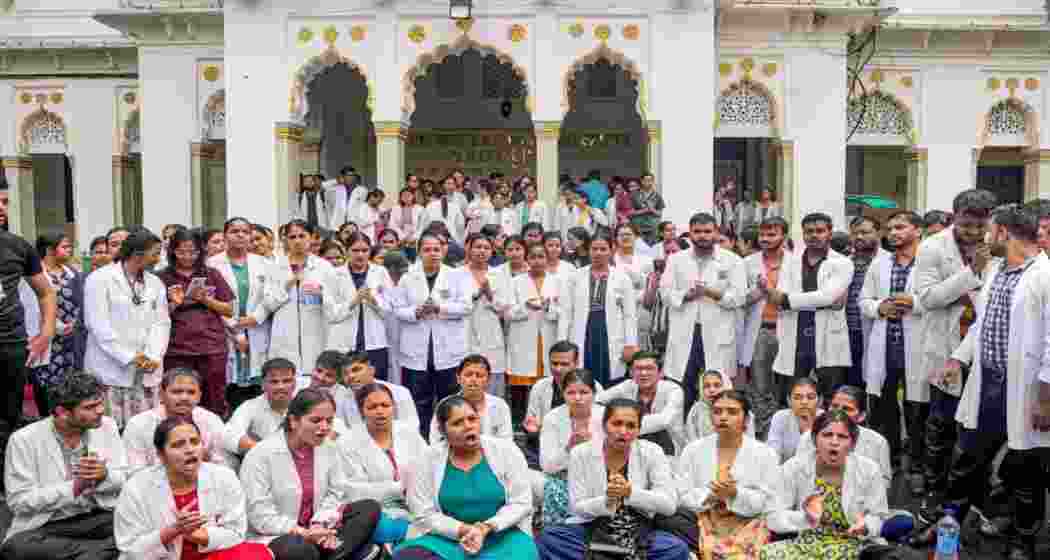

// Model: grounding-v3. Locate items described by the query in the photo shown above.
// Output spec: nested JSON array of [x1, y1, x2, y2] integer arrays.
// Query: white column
[[375, 121, 406, 205], [786, 44, 848, 235], [535, 121, 560, 207], [651, 9, 716, 226], [925, 144, 975, 212], [65, 80, 118, 242]]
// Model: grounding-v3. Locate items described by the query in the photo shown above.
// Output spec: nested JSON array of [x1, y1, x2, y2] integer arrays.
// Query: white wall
[[921, 65, 985, 212], [139, 45, 220, 231]]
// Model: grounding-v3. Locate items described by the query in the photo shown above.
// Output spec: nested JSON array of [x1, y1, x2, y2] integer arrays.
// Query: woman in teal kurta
[[395, 392, 537, 560]]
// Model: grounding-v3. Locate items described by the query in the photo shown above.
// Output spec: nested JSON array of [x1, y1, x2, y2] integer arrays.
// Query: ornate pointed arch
[[202, 88, 226, 140], [289, 46, 372, 124], [846, 90, 914, 145], [561, 44, 644, 120], [979, 97, 1038, 148], [716, 78, 779, 138], [402, 34, 531, 123], [19, 106, 67, 154]]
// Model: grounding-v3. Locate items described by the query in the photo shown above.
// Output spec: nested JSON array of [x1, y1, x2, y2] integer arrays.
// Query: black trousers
[[871, 365, 904, 460], [923, 386, 960, 493], [402, 339, 459, 441], [681, 325, 706, 422], [903, 401, 930, 474], [0, 342, 28, 492], [268, 499, 381, 560], [0, 509, 117, 560]]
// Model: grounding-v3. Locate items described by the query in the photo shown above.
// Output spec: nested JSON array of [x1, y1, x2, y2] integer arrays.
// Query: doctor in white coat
[[507, 243, 561, 387], [394, 232, 473, 440], [389, 187, 427, 255], [660, 213, 745, 416], [292, 174, 332, 231], [352, 188, 386, 245], [262, 220, 335, 374], [519, 181, 552, 233], [558, 231, 639, 386], [462, 233, 512, 397], [764, 212, 854, 403], [208, 218, 273, 409], [322, 168, 365, 230]]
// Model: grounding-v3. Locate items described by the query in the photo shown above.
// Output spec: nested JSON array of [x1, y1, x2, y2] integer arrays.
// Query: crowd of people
[[0, 169, 1048, 560]]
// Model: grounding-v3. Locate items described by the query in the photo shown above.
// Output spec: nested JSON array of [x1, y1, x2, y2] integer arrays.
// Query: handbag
[[584, 515, 651, 560]]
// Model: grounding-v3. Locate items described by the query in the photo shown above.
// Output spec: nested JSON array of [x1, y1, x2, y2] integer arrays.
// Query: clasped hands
[[458, 522, 493, 555]]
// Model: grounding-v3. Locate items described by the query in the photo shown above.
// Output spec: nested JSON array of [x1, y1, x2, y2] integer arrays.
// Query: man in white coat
[[912, 188, 997, 510], [764, 212, 854, 404], [2, 372, 128, 559], [597, 351, 684, 455], [323, 166, 364, 229], [918, 205, 1050, 560], [860, 210, 924, 485], [659, 212, 745, 418]]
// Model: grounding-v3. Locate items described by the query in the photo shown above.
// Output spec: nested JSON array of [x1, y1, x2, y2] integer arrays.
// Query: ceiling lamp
[[450, 0, 472, 21]]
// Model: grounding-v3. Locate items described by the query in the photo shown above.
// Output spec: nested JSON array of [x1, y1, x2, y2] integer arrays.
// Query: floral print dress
[[760, 479, 862, 560], [33, 267, 78, 387]]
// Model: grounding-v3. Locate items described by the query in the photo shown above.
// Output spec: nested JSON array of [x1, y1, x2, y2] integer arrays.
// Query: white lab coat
[[353, 203, 384, 244], [567, 439, 677, 524], [765, 408, 823, 464], [384, 284, 405, 385], [207, 252, 273, 382], [123, 406, 230, 472], [549, 260, 577, 281], [483, 207, 521, 236], [599, 379, 686, 454], [337, 379, 419, 431], [795, 426, 893, 486], [291, 189, 333, 231], [539, 404, 605, 474], [4, 416, 130, 542], [84, 263, 171, 388], [558, 266, 638, 381], [464, 268, 512, 374], [738, 252, 768, 368], [262, 254, 334, 373], [860, 250, 926, 399], [768, 453, 888, 537], [422, 199, 467, 245], [20, 277, 52, 367], [507, 273, 560, 378], [429, 393, 513, 444], [569, 206, 609, 236], [323, 180, 367, 230], [388, 205, 427, 246], [519, 200, 552, 232], [772, 250, 855, 377], [406, 436, 533, 537], [954, 254, 1050, 451], [525, 376, 605, 427], [913, 227, 984, 403], [554, 203, 574, 241], [240, 431, 350, 542], [115, 463, 246, 560], [614, 253, 655, 300], [339, 423, 428, 518], [325, 264, 394, 353], [677, 435, 779, 517], [221, 395, 287, 456], [394, 264, 473, 372], [660, 247, 745, 382]]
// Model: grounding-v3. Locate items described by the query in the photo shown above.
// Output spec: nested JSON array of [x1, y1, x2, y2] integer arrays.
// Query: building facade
[[1, 0, 1048, 246]]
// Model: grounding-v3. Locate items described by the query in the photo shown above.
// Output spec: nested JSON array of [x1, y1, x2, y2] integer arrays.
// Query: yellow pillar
[[646, 121, 662, 185], [535, 121, 561, 208], [274, 122, 305, 225], [1, 156, 35, 240], [112, 154, 143, 227], [904, 147, 928, 211], [374, 121, 407, 207], [1023, 148, 1050, 201], [770, 140, 797, 239]]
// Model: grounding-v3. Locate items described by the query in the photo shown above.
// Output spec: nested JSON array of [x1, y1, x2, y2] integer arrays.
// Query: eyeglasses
[[174, 250, 200, 257]]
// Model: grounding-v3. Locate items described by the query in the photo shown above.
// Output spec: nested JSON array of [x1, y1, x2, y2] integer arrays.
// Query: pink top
[[289, 445, 316, 527]]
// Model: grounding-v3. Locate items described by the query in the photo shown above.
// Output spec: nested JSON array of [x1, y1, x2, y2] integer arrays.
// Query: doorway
[[31, 154, 74, 238]]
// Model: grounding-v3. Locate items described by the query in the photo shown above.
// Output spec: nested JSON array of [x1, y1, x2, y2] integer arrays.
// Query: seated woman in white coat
[[538, 369, 604, 526], [428, 355, 512, 444], [124, 368, 230, 472], [340, 383, 429, 547], [115, 417, 271, 560], [341, 352, 420, 431], [761, 411, 889, 560], [508, 242, 561, 426], [240, 388, 382, 560], [263, 220, 335, 374], [677, 390, 778, 559], [766, 378, 823, 464], [461, 233, 512, 398], [793, 386, 892, 486], [684, 370, 754, 444], [536, 398, 689, 560], [393, 395, 537, 560]]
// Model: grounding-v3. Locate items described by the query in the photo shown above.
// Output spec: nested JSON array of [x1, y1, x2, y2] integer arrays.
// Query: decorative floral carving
[[1025, 78, 1040, 91], [455, 18, 474, 34], [622, 24, 640, 41], [987, 77, 1001, 91], [20, 92, 32, 104], [123, 91, 137, 105], [509, 24, 527, 42], [23, 109, 66, 153], [900, 76, 913, 88], [322, 25, 339, 46], [594, 24, 611, 42], [49, 92, 63, 104], [408, 25, 427, 44], [987, 100, 1026, 136], [568, 23, 584, 38], [351, 25, 366, 42], [739, 58, 755, 76], [297, 27, 314, 45], [719, 63, 732, 77], [762, 63, 778, 77], [718, 80, 773, 129], [202, 65, 220, 82], [847, 91, 913, 137]]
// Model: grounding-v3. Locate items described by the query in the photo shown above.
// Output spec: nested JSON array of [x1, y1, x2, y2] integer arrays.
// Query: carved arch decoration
[[402, 34, 531, 123], [561, 43, 645, 121], [122, 108, 141, 154], [19, 106, 68, 155], [979, 97, 1038, 149], [715, 78, 779, 138], [289, 46, 373, 124], [202, 88, 226, 140], [846, 90, 914, 144]]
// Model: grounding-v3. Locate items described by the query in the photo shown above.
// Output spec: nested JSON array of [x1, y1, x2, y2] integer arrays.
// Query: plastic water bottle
[[933, 506, 961, 560]]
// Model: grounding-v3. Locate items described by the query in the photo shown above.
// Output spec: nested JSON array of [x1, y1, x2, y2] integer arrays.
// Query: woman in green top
[[395, 395, 537, 560]]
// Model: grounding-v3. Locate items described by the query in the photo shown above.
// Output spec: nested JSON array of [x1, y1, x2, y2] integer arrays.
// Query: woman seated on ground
[[341, 383, 429, 546], [537, 398, 689, 560], [428, 354, 513, 444], [240, 388, 382, 560], [766, 378, 822, 463], [677, 390, 778, 559], [395, 395, 536, 560], [115, 417, 272, 560], [761, 410, 889, 560], [794, 386, 892, 486], [684, 371, 755, 443], [538, 369, 605, 526]]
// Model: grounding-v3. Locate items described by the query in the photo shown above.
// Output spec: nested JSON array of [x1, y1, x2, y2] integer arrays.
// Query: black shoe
[[917, 492, 942, 526], [1005, 542, 1036, 560], [906, 523, 936, 547]]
